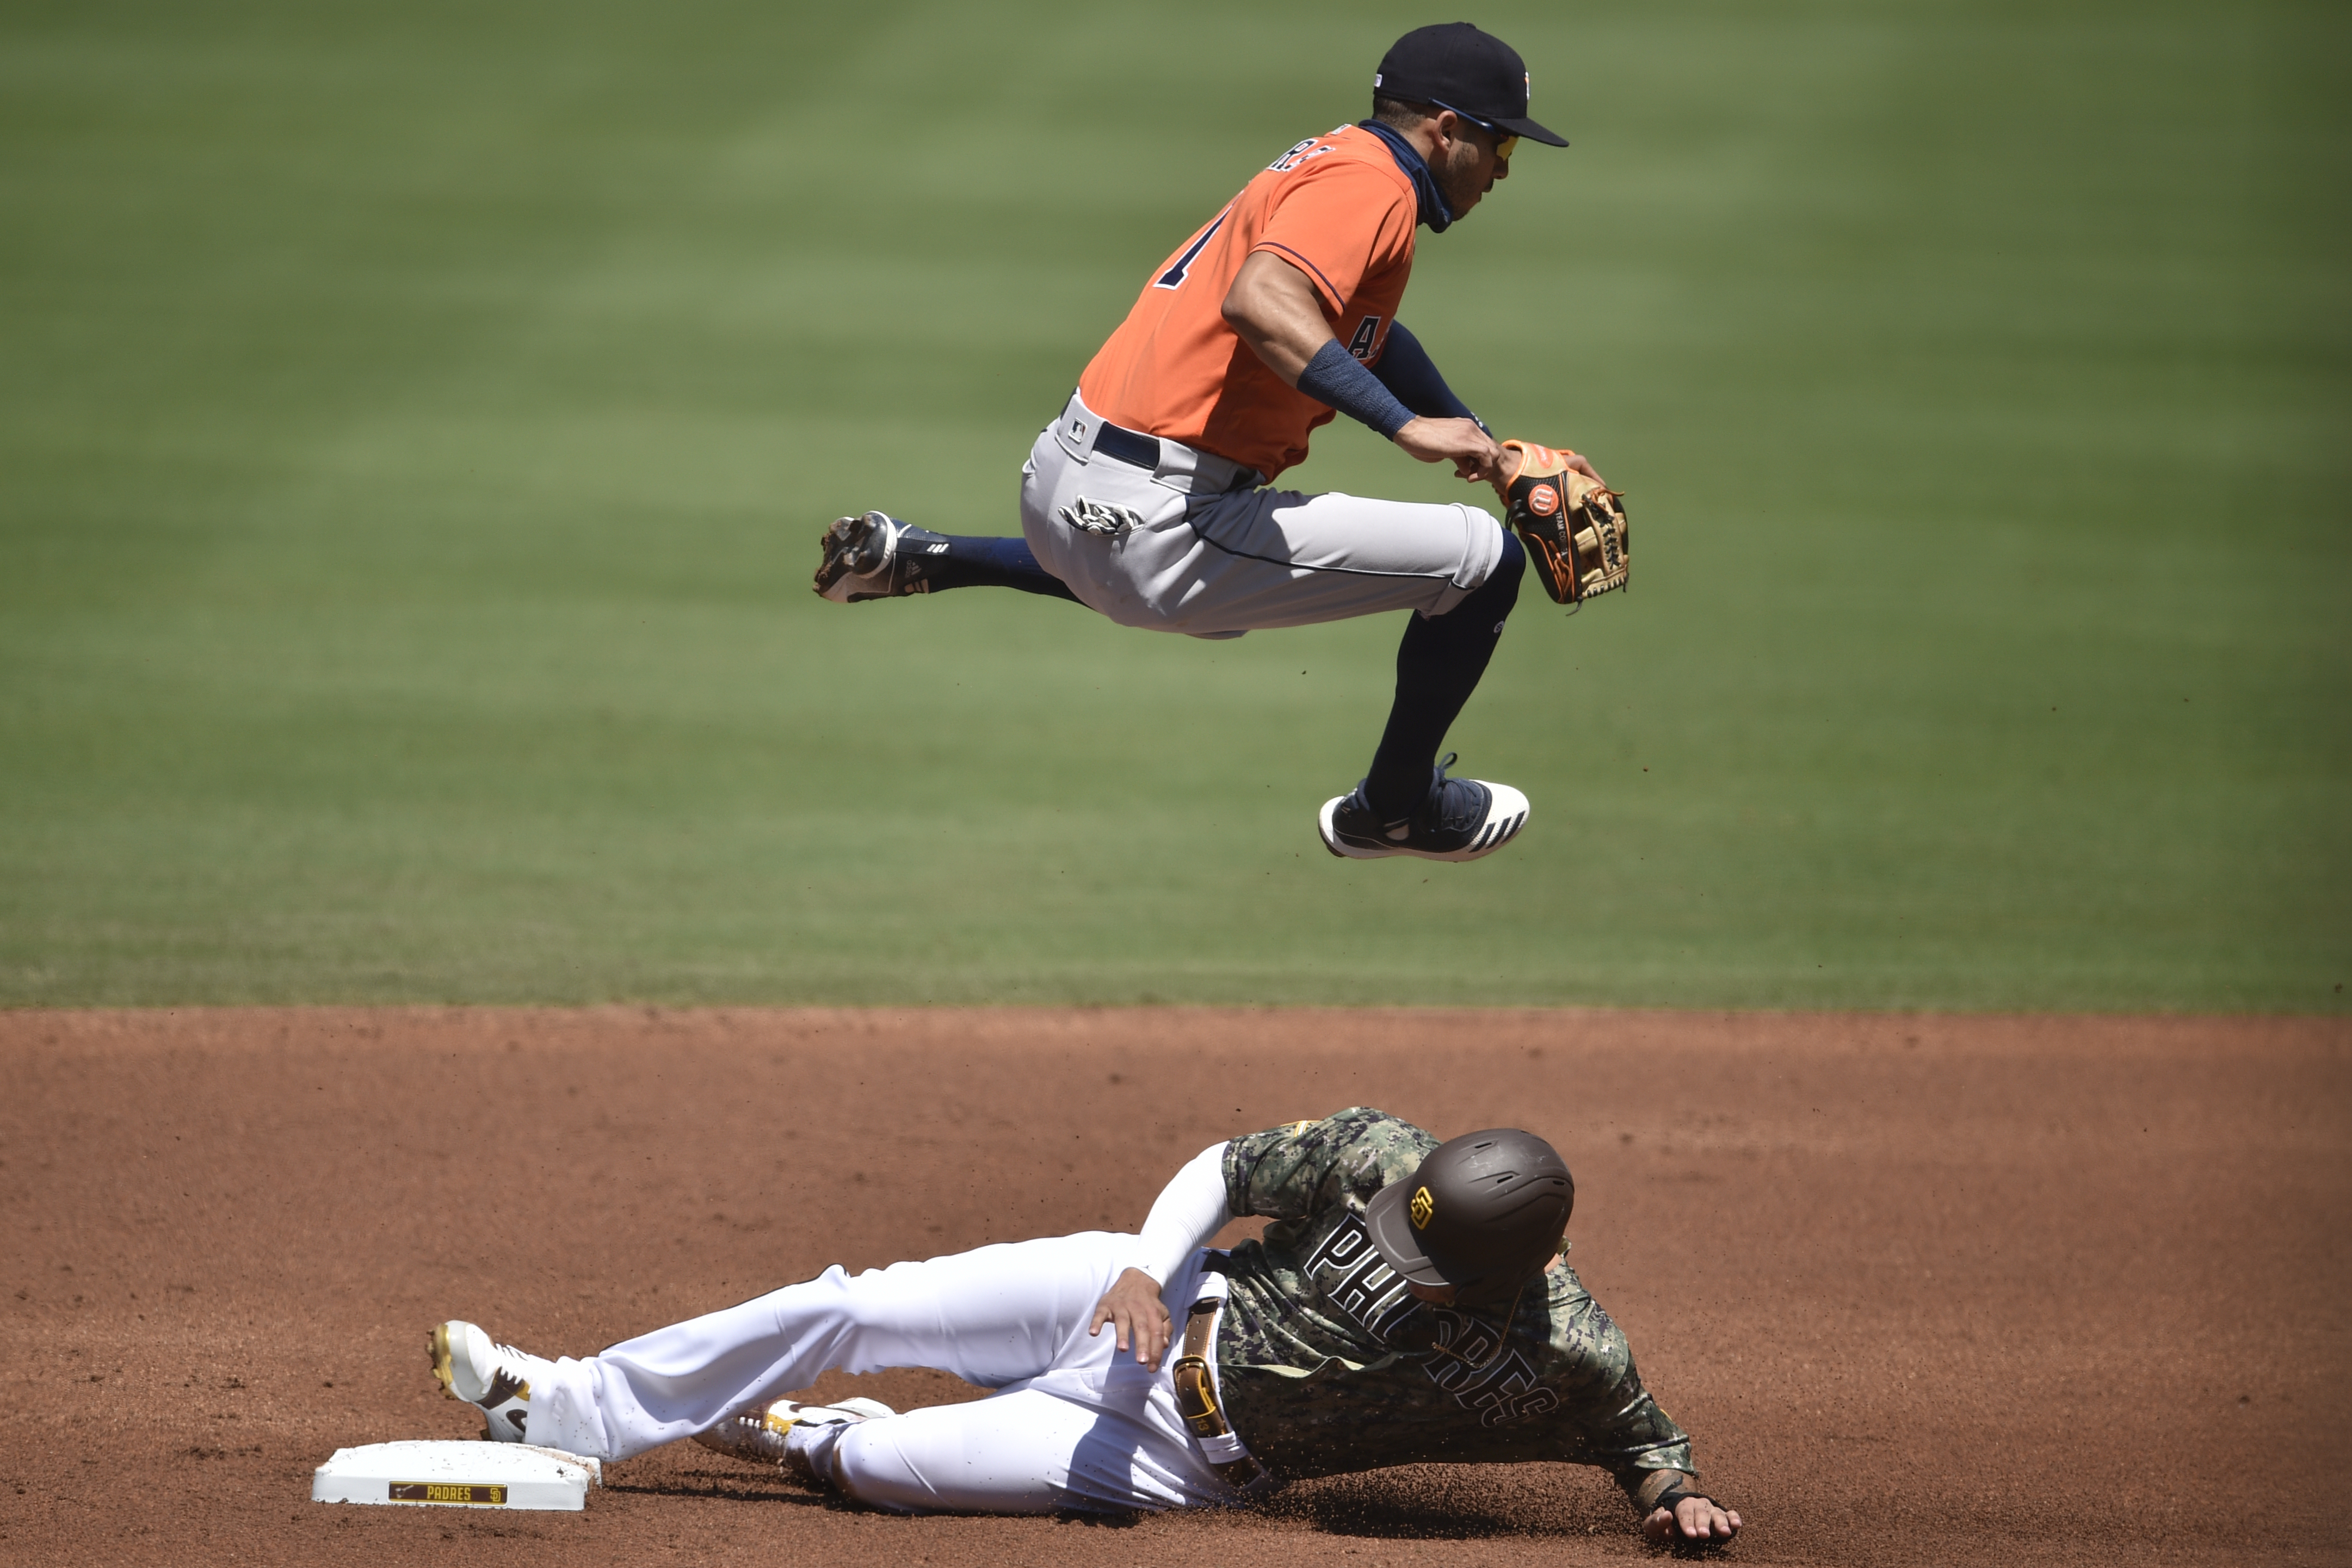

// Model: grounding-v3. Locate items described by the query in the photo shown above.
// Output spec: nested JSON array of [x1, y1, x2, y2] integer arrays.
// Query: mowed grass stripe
[[1, 0, 2344, 1008]]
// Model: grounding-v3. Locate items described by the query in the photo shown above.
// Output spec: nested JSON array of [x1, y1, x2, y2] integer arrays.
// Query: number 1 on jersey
[[1154, 205, 1234, 291]]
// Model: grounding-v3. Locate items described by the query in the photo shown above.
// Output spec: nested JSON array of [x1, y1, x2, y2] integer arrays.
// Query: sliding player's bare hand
[[1087, 1267, 1172, 1369]]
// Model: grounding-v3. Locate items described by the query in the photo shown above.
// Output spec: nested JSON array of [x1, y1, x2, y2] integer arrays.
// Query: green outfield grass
[[2, 0, 2344, 1009]]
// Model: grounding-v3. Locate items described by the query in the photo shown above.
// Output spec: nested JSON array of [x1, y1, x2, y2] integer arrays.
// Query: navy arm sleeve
[[1369, 322, 1486, 432]]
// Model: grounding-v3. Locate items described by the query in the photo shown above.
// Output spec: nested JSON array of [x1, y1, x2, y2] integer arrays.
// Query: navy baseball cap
[[1373, 22, 1569, 147]]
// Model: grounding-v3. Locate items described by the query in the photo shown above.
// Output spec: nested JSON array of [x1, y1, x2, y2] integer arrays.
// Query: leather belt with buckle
[[1171, 1297, 1271, 1492]]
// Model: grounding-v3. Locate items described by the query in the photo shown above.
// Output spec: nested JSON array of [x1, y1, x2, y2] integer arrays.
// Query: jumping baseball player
[[430, 1109, 1740, 1546], [809, 23, 1630, 864]]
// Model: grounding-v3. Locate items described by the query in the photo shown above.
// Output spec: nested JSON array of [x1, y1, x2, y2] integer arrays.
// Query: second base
[[311, 1440, 602, 1510]]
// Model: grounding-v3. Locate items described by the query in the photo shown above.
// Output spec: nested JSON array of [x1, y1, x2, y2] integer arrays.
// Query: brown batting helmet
[[1366, 1128, 1573, 1303]]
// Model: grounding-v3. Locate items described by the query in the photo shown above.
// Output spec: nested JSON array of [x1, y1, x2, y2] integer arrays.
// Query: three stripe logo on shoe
[[1473, 812, 1526, 852]]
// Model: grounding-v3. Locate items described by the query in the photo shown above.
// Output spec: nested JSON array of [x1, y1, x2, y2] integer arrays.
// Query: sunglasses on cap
[[1426, 98, 1519, 161]]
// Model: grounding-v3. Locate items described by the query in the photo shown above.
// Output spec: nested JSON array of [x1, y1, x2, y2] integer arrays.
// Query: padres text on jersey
[[1213, 1109, 1693, 1484]]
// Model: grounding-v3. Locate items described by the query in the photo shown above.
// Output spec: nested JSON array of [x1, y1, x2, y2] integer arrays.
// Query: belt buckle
[[1173, 1297, 1271, 1493]]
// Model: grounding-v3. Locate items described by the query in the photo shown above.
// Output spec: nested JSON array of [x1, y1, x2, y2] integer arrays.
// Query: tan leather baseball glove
[[1491, 440, 1629, 606]]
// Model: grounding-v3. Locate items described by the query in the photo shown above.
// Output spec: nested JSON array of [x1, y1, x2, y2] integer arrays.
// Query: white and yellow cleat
[[693, 1396, 897, 1470], [430, 1320, 557, 1443]]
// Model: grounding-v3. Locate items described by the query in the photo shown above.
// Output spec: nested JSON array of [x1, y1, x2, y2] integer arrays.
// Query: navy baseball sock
[[1362, 530, 1527, 820], [921, 535, 1081, 602]]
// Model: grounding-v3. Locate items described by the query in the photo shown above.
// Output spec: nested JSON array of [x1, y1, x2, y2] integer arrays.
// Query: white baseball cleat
[[693, 1396, 898, 1468], [430, 1320, 558, 1443], [1318, 754, 1530, 862], [813, 511, 952, 602]]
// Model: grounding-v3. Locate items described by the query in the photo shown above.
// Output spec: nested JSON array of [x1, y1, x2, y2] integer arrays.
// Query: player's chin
[[1437, 176, 1484, 217]]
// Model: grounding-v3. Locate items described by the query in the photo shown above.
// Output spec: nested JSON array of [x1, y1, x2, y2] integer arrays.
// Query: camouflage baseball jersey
[[1211, 1108, 1694, 1491]]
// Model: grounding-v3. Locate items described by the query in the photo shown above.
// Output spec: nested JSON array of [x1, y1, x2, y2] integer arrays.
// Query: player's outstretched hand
[[1643, 1494, 1742, 1546], [1088, 1267, 1174, 1370], [1393, 416, 1503, 486]]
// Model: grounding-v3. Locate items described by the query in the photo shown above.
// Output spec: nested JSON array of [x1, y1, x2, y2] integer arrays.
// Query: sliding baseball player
[[431, 1109, 1739, 1545]]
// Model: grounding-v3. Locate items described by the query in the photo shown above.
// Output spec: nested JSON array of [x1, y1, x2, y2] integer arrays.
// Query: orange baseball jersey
[[1078, 125, 1418, 481]]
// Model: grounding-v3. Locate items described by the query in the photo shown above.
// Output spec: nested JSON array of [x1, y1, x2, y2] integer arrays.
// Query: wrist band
[[1296, 339, 1415, 440], [1652, 1485, 1713, 1516]]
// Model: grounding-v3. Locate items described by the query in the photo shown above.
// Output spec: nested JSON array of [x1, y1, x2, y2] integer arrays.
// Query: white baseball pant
[[1022, 391, 1507, 638], [521, 1232, 1244, 1514]]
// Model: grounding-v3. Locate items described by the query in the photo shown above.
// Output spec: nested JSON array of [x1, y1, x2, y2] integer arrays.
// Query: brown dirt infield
[[2, 1007, 2345, 1566]]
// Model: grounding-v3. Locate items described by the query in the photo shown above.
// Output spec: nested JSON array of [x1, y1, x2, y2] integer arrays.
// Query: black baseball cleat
[[1317, 754, 1531, 863], [813, 511, 952, 602]]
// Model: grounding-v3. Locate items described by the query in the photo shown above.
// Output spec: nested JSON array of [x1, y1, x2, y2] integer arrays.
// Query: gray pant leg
[[1020, 429, 1505, 638]]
